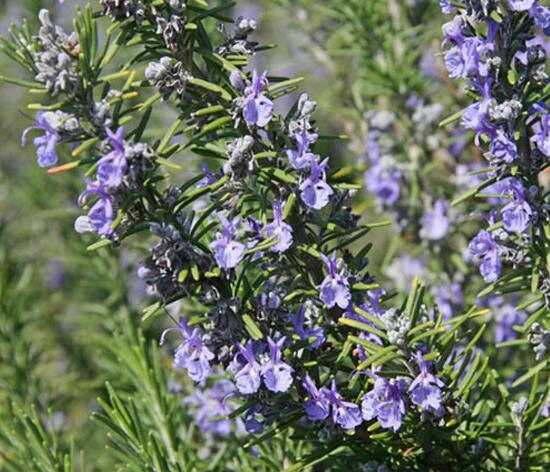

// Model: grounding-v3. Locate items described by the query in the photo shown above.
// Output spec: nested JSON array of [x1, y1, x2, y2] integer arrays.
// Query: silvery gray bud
[[63, 117, 80, 131], [34, 11, 79, 95], [528, 322, 549, 361], [168, 0, 186, 12], [235, 17, 257, 38], [229, 135, 254, 160], [156, 15, 185, 51], [145, 58, 169, 81], [100, 0, 145, 21], [297, 93, 317, 117], [92, 99, 113, 128], [229, 40, 253, 55], [489, 99, 522, 121], [145, 57, 188, 99], [510, 397, 528, 417]]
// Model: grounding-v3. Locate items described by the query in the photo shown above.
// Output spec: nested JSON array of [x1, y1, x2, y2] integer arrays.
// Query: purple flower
[[319, 253, 351, 309], [209, 215, 246, 269], [366, 130, 381, 163], [229, 69, 245, 90], [494, 304, 527, 343], [263, 201, 293, 253], [87, 197, 115, 236], [508, 0, 536, 11], [433, 282, 463, 320], [290, 306, 325, 350], [409, 353, 445, 416], [362, 374, 408, 432], [244, 407, 265, 434], [461, 81, 495, 141], [468, 230, 502, 282], [462, 99, 491, 136], [363, 289, 387, 317], [385, 255, 426, 292], [461, 37, 492, 78], [97, 127, 127, 189], [302, 376, 331, 422], [364, 164, 401, 207], [160, 316, 214, 383], [420, 200, 450, 241], [479, 250, 502, 283], [439, 0, 454, 14], [233, 341, 262, 395], [469, 229, 498, 257], [532, 114, 550, 157], [500, 179, 532, 233], [488, 177, 522, 204], [489, 129, 518, 164], [197, 164, 219, 188], [184, 380, 237, 436], [75, 180, 115, 236], [442, 16, 464, 42], [444, 46, 465, 78], [420, 51, 439, 79], [261, 336, 294, 393], [502, 199, 532, 233], [286, 128, 318, 170], [300, 158, 333, 210], [242, 70, 273, 128], [531, 4, 550, 34], [22, 112, 60, 167], [324, 380, 363, 429]]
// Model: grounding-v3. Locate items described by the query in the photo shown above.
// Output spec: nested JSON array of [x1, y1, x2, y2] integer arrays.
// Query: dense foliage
[[0, 0, 548, 470]]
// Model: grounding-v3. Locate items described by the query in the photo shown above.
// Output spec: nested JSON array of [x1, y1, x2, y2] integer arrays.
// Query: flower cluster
[[145, 57, 189, 99], [479, 295, 527, 343], [33, 10, 79, 95], [441, 1, 549, 289], [161, 317, 214, 384], [209, 215, 246, 270], [302, 377, 362, 429], [302, 350, 446, 433], [183, 379, 243, 437], [74, 128, 154, 237], [319, 253, 351, 309], [432, 282, 464, 320], [100, 0, 145, 22], [11, 2, 549, 468], [362, 101, 454, 244], [75, 5, 452, 438], [231, 337, 293, 395], [361, 375, 408, 432], [363, 111, 402, 211], [22, 111, 79, 167]]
